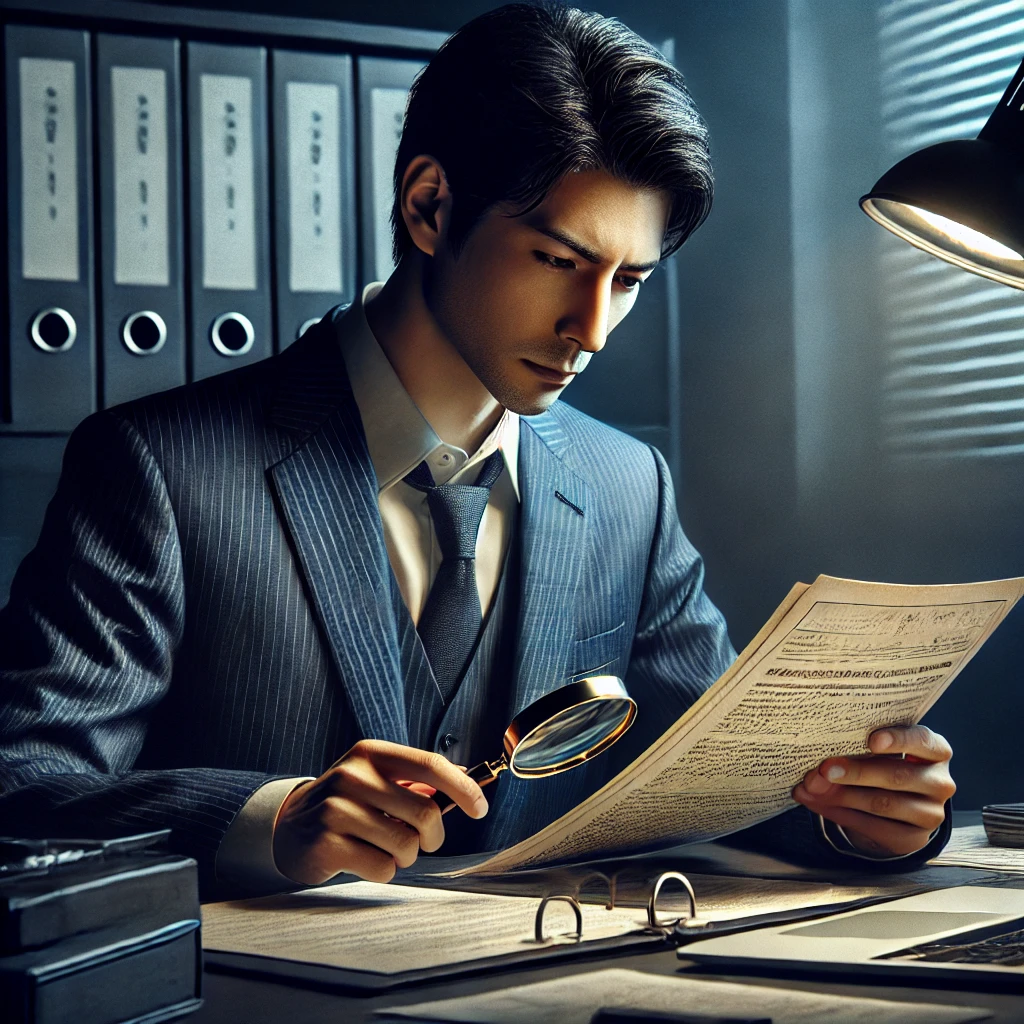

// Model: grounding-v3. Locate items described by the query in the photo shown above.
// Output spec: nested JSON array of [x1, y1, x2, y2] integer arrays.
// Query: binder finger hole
[[297, 316, 322, 340], [30, 308, 77, 353], [122, 311, 168, 355], [211, 312, 255, 356]]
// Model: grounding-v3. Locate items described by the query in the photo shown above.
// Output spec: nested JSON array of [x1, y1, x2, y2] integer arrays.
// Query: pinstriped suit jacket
[[0, 312, 947, 894]]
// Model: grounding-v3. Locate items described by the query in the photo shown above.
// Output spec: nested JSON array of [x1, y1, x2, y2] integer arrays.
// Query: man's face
[[424, 168, 670, 416]]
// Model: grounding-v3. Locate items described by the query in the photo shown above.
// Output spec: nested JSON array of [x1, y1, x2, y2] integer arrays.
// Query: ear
[[399, 154, 453, 258]]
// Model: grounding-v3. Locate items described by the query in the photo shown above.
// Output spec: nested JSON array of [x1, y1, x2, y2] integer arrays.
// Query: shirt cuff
[[816, 813, 937, 862], [216, 776, 313, 891]]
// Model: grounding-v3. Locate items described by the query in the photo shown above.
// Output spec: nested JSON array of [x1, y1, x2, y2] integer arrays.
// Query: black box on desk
[[0, 833, 202, 1024]]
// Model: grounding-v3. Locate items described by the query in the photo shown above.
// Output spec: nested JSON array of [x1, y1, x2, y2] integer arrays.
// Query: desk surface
[[195, 814, 1024, 1023], [195, 944, 1024, 1023]]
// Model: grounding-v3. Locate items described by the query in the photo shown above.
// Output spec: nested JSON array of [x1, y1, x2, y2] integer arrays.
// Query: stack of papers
[[983, 803, 1024, 848], [930, 823, 1024, 872]]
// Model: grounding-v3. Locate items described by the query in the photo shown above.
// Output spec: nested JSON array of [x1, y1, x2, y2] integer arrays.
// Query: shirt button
[[441, 733, 458, 751]]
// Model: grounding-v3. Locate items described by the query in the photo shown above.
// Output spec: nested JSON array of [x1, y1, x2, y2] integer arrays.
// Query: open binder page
[[448, 575, 1024, 877], [201, 881, 648, 976]]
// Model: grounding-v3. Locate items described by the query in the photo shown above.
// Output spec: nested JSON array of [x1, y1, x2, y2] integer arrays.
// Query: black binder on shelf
[[357, 56, 425, 287], [186, 41, 271, 381], [271, 49, 355, 349], [4, 25, 95, 431], [96, 33, 186, 408]]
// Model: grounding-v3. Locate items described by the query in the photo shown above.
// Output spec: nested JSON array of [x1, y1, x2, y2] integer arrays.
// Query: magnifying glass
[[433, 675, 637, 814]]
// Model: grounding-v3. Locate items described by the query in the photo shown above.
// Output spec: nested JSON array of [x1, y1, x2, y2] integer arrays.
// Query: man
[[0, 4, 953, 895]]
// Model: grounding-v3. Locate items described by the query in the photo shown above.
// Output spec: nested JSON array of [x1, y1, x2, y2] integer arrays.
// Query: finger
[[867, 725, 952, 763], [810, 756, 956, 801], [794, 781, 946, 831], [323, 770, 445, 852], [399, 781, 438, 797], [348, 770, 444, 851], [794, 796, 937, 857], [301, 830, 399, 885], [357, 742, 488, 818], [319, 795, 422, 869]]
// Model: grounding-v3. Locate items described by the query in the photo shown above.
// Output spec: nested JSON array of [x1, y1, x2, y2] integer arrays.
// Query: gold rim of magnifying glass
[[504, 675, 637, 778]]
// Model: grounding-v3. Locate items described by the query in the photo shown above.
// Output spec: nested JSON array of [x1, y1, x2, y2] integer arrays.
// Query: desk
[[194, 813, 1024, 1023], [194, 944, 1024, 1023]]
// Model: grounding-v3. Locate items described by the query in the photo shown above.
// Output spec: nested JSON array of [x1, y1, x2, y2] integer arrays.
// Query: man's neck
[[364, 254, 504, 455]]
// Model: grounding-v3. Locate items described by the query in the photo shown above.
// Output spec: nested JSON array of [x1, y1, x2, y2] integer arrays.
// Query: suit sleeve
[[0, 411, 274, 895], [628, 445, 951, 870]]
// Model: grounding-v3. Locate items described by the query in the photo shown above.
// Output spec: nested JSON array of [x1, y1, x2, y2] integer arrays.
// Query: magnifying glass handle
[[433, 758, 505, 815]]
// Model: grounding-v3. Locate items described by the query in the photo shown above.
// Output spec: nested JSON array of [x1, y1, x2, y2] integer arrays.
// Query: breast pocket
[[569, 621, 627, 682]]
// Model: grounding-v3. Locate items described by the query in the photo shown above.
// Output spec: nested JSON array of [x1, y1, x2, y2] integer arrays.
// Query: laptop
[[680, 886, 1024, 990]]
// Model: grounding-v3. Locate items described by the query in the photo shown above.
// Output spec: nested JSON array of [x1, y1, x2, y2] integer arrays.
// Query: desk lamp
[[860, 57, 1024, 289]]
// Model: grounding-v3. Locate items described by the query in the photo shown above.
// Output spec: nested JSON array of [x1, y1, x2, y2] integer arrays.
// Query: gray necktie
[[404, 449, 505, 703]]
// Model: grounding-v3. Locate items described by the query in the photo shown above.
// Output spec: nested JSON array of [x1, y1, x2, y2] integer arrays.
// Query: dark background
[[5, 0, 1024, 809]]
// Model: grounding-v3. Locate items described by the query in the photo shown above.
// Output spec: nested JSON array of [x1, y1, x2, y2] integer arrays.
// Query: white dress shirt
[[216, 284, 521, 889]]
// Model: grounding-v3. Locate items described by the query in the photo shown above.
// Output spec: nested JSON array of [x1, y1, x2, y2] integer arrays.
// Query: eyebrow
[[533, 226, 660, 274]]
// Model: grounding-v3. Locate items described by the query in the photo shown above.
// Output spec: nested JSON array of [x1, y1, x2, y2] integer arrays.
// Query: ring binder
[[96, 32, 186, 406], [5, 25, 96, 430], [533, 895, 584, 943], [29, 307, 77, 353]]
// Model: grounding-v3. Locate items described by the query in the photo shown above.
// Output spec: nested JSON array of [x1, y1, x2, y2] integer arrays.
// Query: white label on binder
[[112, 66, 170, 287], [19, 57, 79, 282], [370, 87, 407, 282], [287, 81, 342, 294], [200, 73, 256, 291]]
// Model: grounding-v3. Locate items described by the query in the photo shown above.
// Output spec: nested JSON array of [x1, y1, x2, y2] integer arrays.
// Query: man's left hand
[[792, 725, 956, 858]]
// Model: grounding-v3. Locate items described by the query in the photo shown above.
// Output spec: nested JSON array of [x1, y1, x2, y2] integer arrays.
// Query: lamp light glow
[[910, 205, 1023, 262]]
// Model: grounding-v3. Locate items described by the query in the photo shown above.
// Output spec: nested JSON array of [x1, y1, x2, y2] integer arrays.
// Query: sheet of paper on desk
[[450, 575, 1024, 877], [377, 967, 990, 1024], [931, 823, 1024, 873], [201, 881, 647, 974]]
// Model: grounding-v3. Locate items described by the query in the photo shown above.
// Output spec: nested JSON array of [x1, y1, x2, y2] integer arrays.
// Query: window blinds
[[879, 0, 1024, 459]]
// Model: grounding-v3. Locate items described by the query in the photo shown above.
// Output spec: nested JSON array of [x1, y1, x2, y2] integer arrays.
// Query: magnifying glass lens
[[432, 677, 636, 814], [511, 696, 634, 773]]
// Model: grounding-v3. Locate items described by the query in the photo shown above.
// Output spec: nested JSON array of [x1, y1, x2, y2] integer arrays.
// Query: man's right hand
[[272, 739, 488, 885]]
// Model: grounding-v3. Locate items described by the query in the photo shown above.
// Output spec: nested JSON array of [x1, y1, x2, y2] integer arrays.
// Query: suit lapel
[[266, 319, 408, 746], [511, 412, 591, 717]]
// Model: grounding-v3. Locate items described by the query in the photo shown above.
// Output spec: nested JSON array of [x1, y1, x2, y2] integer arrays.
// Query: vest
[[391, 524, 521, 855]]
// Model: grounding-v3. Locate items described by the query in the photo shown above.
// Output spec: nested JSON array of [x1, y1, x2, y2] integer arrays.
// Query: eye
[[534, 251, 576, 270], [615, 275, 643, 292]]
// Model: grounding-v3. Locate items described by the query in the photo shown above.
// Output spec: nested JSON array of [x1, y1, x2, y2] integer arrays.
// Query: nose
[[556, 275, 611, 356]]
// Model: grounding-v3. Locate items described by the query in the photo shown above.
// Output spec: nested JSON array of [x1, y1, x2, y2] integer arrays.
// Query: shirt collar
[[334, 282, 520, 499]]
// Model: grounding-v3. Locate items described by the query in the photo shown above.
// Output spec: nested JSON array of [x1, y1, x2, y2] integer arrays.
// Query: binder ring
[[296, 316, 322, 340], [647, 871, 699, 930], [29, 308, 77, 353], [534, 894, 583, 943], [210, 312, 255, 357], [122, 311, 168, 356]]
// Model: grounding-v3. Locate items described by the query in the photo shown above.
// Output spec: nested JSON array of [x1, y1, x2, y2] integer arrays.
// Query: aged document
[[450, 575, 1024, 876], [201, 881, 647, 975], [379, 967, 990, 1024]]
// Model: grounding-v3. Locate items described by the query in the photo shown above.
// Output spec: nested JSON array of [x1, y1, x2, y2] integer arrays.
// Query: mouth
[[522, 359, 576, 386]]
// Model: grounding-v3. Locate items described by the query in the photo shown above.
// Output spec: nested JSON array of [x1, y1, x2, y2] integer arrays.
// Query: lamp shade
[[861, 57, 1024, 289]]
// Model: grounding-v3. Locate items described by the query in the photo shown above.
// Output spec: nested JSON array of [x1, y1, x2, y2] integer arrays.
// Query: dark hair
[[391, 2, 714, 265]]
